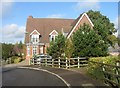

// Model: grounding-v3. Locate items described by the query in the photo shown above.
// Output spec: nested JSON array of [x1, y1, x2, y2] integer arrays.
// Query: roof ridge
[[31, 18, 75, 20]]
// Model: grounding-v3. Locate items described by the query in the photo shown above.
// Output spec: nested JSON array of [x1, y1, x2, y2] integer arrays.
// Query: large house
[[25, 13, 94, 59]]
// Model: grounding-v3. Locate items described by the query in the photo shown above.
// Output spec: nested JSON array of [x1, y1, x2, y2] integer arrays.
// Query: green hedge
[[87, 56, 120, 80]]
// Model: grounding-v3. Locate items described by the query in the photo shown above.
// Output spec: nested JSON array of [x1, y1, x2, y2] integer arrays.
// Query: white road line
[[18, 67, 71, 88]]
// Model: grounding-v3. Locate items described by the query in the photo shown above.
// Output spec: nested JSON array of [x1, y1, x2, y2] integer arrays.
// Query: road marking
[[18, 67, 71, 88]]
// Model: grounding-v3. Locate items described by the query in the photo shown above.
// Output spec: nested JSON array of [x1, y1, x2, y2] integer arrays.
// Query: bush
[[13, 57, 21, 63], [87, 56, 120, 80], [10, 56, 22, 64]]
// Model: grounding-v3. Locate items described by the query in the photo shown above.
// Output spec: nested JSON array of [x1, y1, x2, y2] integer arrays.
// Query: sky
[[1, 0, 119, 44]]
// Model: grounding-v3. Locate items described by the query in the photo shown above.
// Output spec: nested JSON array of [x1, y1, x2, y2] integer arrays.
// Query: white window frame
[[30, 29, 40, 35], [32, 46, 38, 55], [31, 34, 39, 44], [49, 30, 58, 41]]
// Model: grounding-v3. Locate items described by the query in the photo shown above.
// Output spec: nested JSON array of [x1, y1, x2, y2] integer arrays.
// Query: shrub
[[11, 56, 17, 63], [13, 57, 21, 63], [11, 56, 22, 64], [87, 56, 120, 80]]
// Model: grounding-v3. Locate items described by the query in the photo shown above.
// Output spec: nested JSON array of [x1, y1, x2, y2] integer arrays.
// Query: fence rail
[[90, 61, 120, 88], [31, 57, 88, 69]]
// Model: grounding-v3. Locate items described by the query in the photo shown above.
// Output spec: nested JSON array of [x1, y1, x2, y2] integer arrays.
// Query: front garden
[[46, 10, 120, 87]]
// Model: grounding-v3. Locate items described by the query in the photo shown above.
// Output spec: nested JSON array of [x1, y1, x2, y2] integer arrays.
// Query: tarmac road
[[2, 68, 67, 86]]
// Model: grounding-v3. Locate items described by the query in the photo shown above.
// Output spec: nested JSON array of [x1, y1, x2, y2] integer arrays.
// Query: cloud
[[46, 14, 65, 18], [1, 0, 14, 18], [2, 24, 25, 43], [74, 0, 100, 12]]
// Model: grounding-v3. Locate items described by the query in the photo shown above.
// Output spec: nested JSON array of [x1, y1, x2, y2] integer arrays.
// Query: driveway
[[24, 65, 107, 87], [2, 68, 67, 86], [2, 60, 107, 87]]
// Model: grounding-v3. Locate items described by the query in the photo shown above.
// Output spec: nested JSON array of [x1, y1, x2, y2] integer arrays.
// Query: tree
[[72, 24, 108, 57], [117, 37, 120, 56], [18, 41, 23, 49], [87, 10, 117, 47], [13, 41, 24, 57], [2, 43, 14, 60], [47, 33, 66, 58], [65, 38, 74, 58], [117, 37, 120, 46], [107, 35, 118, 48], [47, 41, 58, 58]]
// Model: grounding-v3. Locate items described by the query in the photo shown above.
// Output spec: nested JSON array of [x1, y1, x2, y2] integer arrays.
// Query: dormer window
[[49, 30, 58, 41], [50, 35, 56, 41], [30, 29, 40, 44], [31, 34, 39, 43]]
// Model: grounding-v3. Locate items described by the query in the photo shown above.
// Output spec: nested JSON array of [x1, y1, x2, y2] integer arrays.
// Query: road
[[2, 68, 67, 86]]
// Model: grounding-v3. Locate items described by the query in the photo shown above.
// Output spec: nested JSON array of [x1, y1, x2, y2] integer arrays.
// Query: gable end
[[67, 13, 94, 39]]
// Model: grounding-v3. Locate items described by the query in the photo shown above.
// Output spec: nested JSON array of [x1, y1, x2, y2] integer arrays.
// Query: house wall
[[26, 45, 33, 59], [26, 45, 47, 59], [74, 15, 93, 32], [25, 13, 94, 59]]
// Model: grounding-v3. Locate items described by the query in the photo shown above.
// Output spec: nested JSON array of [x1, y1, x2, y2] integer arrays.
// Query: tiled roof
[[25, 17, 74, 43]]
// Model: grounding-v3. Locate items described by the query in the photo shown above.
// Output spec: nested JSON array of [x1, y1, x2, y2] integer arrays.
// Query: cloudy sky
[[1, 0, 119, 44]]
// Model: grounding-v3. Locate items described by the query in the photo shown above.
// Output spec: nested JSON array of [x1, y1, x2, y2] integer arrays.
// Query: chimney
[[28, 15, 33, 19]]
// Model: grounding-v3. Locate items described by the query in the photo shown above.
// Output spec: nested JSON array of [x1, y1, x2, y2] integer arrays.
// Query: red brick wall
[[74, 15, 93, 32], [26, 45, 33, 59]]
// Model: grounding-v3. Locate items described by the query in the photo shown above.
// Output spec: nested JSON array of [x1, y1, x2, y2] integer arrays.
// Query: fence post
[[78, 57, 80, 68], [102, 62, 108, 84], [102, 65, 105, 71], [59, 58, 60, 68], [52, 59, 54, 67], [116, 62, 119, 75], [39, 59, 41, 66], [45, 59, 47, 66], [68, 58, 70, 69], [116, 61, 120, 84], [66, 58, 68, 69], [33, 58, 34, 65]]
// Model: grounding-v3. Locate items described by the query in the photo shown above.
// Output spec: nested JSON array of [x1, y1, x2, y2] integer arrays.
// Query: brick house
[[25, 13, 94, 59]]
